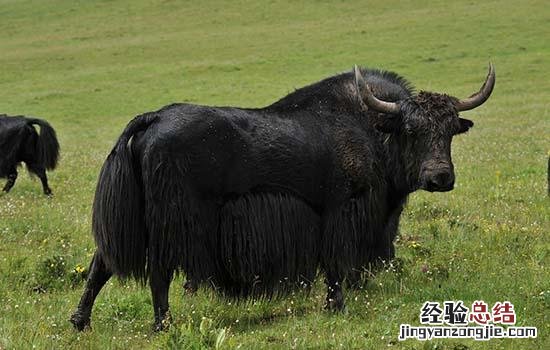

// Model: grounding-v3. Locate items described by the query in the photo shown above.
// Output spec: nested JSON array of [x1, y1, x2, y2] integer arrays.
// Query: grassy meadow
[[0, 0, 548, 348]]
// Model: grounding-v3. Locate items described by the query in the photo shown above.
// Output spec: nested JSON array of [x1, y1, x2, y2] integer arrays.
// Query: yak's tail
[[27, 118, 60, 170], [92, 114, 157, 281]]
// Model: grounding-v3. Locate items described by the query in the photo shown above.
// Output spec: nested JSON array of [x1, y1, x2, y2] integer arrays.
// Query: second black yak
[[0, 115, 59, 195]]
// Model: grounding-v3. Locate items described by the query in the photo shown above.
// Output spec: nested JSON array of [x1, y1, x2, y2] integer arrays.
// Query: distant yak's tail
[[27, 118, 60, 170], [92, 114, 157, 281]]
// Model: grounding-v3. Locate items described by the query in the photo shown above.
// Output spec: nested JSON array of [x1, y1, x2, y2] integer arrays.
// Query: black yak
[[0, 115, 59, 195], [71, 64, 495, 331]]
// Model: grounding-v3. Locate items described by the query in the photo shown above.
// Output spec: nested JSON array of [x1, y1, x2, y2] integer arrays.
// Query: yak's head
[[354, 64, 495, 192]]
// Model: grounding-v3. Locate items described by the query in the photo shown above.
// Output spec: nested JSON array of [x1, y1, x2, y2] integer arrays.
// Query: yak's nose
[[424, 170, 455, 192]]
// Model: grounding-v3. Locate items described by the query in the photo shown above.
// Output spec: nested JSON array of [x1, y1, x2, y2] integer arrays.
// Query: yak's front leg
[[2, 170, 17, 193], [70, 251, 112, 331], [321, 204, 350, 312], [150, 267, 173, 331], [325, 270, 346, 311]]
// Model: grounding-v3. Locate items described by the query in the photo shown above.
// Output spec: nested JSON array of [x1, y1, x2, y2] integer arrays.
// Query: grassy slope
[[0, 0, 548, 348]]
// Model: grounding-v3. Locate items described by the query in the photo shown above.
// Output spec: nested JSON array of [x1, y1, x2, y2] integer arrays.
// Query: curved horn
[[354, 65, 400, 114], [455, 63, 496, 111]]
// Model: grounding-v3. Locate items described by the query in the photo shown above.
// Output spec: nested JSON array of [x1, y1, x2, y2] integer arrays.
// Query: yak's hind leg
[[144, 161, 219, 326], [70, 251, 112, 331], [2, 169, 17, 193], [150, 267, 174, 331], [27, 163, 51, 195]]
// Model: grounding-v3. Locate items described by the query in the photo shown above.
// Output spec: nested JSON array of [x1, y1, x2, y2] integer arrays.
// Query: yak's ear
[[457, 117, 474, 134], [373, 113, 401, 133]]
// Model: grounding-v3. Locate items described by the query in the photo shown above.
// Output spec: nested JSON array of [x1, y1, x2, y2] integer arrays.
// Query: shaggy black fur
[[71, 66, 485, 331], [0, 114, 59, 195]]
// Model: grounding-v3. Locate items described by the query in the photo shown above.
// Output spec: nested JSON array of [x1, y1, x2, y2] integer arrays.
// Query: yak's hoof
[[325, 299, 346, 312], [44, 189, 52, 196], [70, 313, 91, 331], [153, 321, 164, 332], [325, 291, 346, 312], [153, 313, 172, 332], [152, 320, 170, 332]]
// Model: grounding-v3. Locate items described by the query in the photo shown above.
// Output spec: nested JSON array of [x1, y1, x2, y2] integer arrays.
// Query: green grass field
[[0, 0, 548, 348]]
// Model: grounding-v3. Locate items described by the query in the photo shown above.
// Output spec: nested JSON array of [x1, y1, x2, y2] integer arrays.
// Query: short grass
[[0, 0, 548, 349]]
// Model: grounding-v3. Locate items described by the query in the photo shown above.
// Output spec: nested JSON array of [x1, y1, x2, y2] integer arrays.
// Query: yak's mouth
[[422, 182, 455, 192], [420, 171, 455, 192]]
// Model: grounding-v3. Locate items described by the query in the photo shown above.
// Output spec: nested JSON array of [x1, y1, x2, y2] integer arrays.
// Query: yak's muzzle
[[421, 168, 455, 192]]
